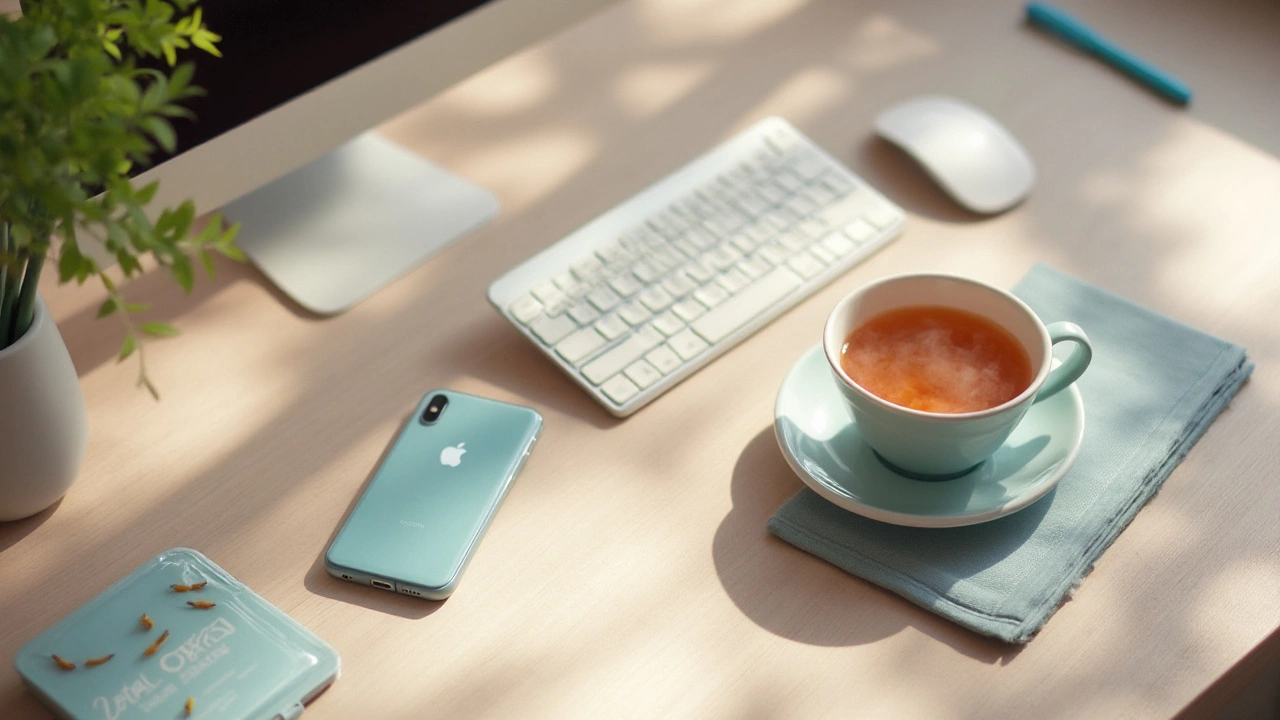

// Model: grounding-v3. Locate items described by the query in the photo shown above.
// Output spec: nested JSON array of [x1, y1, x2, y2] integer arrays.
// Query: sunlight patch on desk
[[461, 127, 600, 211], [613, 61, 716, 118], [1190, 559, 1280, 660], [842, 14, 940, 72], [635, 0, 807, 44], [437, 49, 559, 116], [1103, 122, 1280, 323], [744, 67, 851, 131]]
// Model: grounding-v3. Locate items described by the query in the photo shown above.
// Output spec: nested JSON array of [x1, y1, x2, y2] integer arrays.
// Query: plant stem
[[0, 247, 21, 348], [12, 250, 44, 342], [0, 223, 8, 347]]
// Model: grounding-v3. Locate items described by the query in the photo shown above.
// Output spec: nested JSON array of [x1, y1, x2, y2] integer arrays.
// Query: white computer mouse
[[873, 95, 1035, 214]]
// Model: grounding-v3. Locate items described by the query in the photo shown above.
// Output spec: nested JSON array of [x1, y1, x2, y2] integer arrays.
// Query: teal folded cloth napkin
[[766, 264, 1253, 643]]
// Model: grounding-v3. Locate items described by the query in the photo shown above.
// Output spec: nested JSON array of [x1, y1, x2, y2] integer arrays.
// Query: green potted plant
[[0, 0, 240, 521]]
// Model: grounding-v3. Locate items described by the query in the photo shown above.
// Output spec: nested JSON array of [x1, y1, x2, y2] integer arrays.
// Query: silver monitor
[[135, 0, 614, 314]]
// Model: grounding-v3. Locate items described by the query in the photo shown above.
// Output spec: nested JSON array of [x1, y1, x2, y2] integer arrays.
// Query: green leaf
[[97, 298, 119, 318], [198, 249, 216, 279], [140, 116, 176, 153], [58, 242, 84, 283], [191, 28, 222, 56], [103, 39, 122, 62], [141, 322, 180, 337], [168, 62, 194, 96], [171, 254, 194, 293], [116, 250, 144, 277], [118, 335, 137, 361], [218, 243, 245, 262], [135, 181, 160, 205]]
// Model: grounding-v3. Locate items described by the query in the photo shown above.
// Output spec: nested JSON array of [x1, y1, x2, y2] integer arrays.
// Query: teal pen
[[1026, 2, 1192, 106]]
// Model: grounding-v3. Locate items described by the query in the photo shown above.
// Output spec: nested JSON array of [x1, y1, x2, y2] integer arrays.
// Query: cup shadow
[[718, 421, 1072, 662]]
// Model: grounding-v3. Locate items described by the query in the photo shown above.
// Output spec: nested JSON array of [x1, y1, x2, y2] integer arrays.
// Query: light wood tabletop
[[4, 0, 1279, 718]]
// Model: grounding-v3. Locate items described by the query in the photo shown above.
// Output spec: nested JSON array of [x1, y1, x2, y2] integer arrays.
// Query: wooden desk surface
[[4, 0, 1279, 717]]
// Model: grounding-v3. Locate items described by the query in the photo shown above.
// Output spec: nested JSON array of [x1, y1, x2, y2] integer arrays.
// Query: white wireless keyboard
[[487, 117, 906, 416]]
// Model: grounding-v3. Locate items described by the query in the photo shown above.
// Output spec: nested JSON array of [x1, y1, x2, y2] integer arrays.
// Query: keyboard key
[[705, 246, 742, 271], [737, 256, 771, 279], [694, 284, 730, 308], [683, 260, 715, 283], [866, 206, 900, 229], [759, 242, 790, 266], [822, 172, 855, 195], [691, 267, 804, 343], [779, 231, 809, 252], [716, 268, 750, 294], [638, 286, 674, 312], [618, 301, 652, 326], [553, 272, 580, 293], [788, 148, 829, 180], [844, 219, 875, 244], [774, 173, 803, 193], [673, 299, 706, 322], [805, 183, 836, 208], [608, 274, 643, 297], [568, 302, 601, 325], [595, 314, 629, 340], [809, 244, 835, 266], [530, 313, 578, 345], [542, 294, 571, 318], [762, 210, 791, 230], [788, 252, 825, 279], [817, 196, 863, 230], [730, 234, 756, 254], [662, 274, 696, 298], [595, 242, 626, 264], [822, 233, 857, 256], [572, 256, 603, 280], [624, 360, 663, 389], [582, 326, 665, 384], [652, 311, 686, 336], [745, 222, 774, 243], [784, 195, 817, 218], [509, 295, 543, 324], [531, 281, 562, 304], [645, 346, 682, 375], [674, 238, 700, 258], [555, 327, 607, 364], [668, 329, 710, 360], [601, 374, 640, 404], [632, 261, 662, 283], [587, 286, 622, 312]]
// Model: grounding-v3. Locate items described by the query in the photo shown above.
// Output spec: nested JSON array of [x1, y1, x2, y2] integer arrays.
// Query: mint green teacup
[[822, 273, 1091, 479]]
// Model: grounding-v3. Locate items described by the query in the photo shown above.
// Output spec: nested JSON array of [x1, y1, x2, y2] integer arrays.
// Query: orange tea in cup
[[839, 305, 1033, 414]]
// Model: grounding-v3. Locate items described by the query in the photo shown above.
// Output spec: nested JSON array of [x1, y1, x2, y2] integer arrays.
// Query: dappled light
[[3, 0, 1278, 718]]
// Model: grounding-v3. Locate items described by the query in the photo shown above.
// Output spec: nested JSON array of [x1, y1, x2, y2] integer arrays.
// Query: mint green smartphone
[[325, 390, 542, 600]]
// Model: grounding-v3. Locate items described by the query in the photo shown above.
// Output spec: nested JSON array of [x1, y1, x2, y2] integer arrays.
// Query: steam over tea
[[840, 305, 1033, 414]]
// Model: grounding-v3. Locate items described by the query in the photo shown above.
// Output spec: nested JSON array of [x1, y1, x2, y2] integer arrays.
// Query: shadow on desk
[[712, 427, 1023, 665], [301, 413, 443, 621], [0, 500, 62, 556]]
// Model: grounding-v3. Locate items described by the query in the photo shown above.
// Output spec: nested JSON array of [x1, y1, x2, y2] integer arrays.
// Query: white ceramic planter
[[0, 297, 88, 521]]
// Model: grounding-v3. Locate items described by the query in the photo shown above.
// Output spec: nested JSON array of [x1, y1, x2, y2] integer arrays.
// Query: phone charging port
[[370, 579, 394, 591]]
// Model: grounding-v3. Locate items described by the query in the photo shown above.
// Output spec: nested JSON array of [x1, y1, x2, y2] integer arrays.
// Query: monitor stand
[[223, 133, 499, 315]]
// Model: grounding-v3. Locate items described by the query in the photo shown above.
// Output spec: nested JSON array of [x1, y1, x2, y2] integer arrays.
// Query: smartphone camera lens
[[421, 394, 448, 424]]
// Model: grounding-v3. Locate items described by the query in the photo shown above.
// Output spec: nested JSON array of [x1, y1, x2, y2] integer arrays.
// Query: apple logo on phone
[[440, 442, 467, 467]]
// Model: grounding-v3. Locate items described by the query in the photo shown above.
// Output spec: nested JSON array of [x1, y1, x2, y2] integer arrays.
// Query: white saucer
[[774, 345, 1085, 528]]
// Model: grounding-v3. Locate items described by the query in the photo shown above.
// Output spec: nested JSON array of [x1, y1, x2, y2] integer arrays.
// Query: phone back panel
[[325, 390, 541, 598]]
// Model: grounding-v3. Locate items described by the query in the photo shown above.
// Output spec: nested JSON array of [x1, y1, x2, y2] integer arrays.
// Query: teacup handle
[[1034, 322, 1092, 402]]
